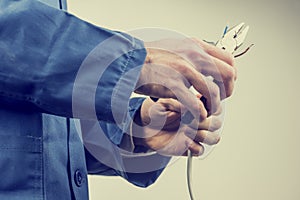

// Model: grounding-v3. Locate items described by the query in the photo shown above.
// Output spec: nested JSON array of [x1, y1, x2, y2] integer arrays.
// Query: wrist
[[132, 106, 145, 146]]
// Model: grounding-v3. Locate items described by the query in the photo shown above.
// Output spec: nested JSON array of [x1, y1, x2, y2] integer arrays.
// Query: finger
[[164, 115, 181, 130], [155, 129, 201, 156], [202, 56, 236, 81], [180, 71, 222, 117], [189, 38, 236, 83], [197, 78, 221, 115], [185, 127, 221, 145], [159, 98, 185, 113], [175, 83, 208, 121], [192, 39, 237, 97], [189, 115, 223, 131], [139, 63, 209, 121], [192, 38, 235, 66], [212, 58, 236, 97], [142, 53, 216, 119], [178, 65, 220, 117], [212, 100, 223, 116], [196, 58, 236, 98], [186, 139, 204, 156], [200, 58, 236, 98]]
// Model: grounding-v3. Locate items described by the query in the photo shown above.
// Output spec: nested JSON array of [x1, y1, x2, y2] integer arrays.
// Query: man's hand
[[132, 98, 222, 157], [135, 38, 236, 120]]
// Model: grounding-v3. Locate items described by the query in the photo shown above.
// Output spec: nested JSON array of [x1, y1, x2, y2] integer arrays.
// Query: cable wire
[[187, 150, 196, 200]]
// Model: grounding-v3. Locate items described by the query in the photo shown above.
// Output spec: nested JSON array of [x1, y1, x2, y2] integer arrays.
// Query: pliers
[[216, 22, 253, 57]]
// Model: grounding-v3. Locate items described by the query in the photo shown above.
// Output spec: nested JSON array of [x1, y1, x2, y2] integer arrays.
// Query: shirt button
[[74, 169, 85, 187]]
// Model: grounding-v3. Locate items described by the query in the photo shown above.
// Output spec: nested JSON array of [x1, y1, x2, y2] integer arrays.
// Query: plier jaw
[[216, 22, 252, 57]]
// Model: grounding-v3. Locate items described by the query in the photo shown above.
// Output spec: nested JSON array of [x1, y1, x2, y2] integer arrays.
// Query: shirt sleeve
[[0, 0, 146, 126], [85, 148, 170, 188], [82, 97, 171, 188]]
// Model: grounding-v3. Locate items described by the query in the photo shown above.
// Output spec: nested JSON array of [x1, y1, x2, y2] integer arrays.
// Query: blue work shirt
[[0, 0, 169, 199]]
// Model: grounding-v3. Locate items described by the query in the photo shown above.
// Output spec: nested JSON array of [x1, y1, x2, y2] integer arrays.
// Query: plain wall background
[[67, 0, 300, 199]]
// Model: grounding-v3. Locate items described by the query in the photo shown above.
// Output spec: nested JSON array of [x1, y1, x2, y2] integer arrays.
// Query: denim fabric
[[0, 0, 166, 199]]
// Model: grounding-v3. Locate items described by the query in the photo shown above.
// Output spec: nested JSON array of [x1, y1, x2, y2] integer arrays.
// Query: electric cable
[[187, 150, 195, 200]]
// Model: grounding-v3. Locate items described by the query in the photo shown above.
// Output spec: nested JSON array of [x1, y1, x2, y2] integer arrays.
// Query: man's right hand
[[135, 38, 236, 120]]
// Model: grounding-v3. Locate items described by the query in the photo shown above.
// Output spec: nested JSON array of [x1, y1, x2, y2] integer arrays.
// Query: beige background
[[67, 0, 300, 199]]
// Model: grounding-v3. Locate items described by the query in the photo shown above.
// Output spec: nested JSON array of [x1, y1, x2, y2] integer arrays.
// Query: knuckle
[[210, 118, 223, 131], [226, 90, 233, 98], [171, 66, 192, 85], [179, 67, 189, 76], [206, 83, 220, 113], [182, 126, 191, 135], [197, 146, 204, 156], [206, 46, 217, 56], [223, 69, 235, 97], [198, 102, 208, 119], [213, 135, 221, 144], [209, 83, 220, 99], [226, 84, 234, 97], [224, 67, 235, 82], [226, 51, 235, 66], [233, 66, 238, 80], [172, 57, 186, 69], [207, 134, 221, 145]]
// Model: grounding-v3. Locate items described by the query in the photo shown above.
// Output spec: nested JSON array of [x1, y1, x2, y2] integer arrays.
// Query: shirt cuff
[[119, 120, 136, 152], [102, 97, 145, 150]]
